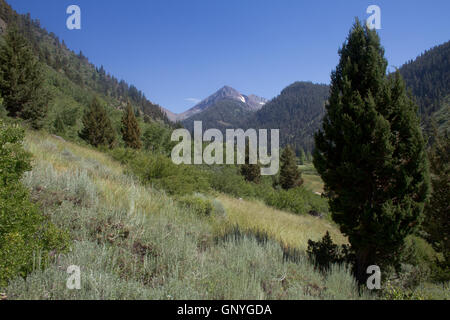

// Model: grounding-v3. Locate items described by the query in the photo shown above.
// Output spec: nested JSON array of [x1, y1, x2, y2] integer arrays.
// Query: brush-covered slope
[[2, 131, 377, 300]]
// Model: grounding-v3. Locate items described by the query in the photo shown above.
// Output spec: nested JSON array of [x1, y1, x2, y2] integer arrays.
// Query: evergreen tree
[[423, 130, 449, 281], [240, 143, 261, 183], [314, 20, 430, 283], [121, 102, 142, 149], [299, 147, 306, 165], [280, 145, 303, 190], [79, 97, 115, 148], [0, 27, 49, 129]]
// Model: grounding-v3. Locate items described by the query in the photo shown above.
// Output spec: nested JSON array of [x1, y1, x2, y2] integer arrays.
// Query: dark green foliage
[[246, 82, 330, 153], [0, 26, 50, 129], [307, 232, 352, 273], [142, 122, 175, 155], [422, 131, 449, 281], [52, 114, 65, 135], [0, 93, 5, 118], [79, 97, 115, 148], [279, 145, 303, 190], [314, 20, 430, 283], [0, 121, 68, 287], [399, 41, 450, 117], [121, 102, 142, 149], [240, 143, 261, 184]]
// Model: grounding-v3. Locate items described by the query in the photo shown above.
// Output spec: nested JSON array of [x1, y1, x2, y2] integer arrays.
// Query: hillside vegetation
[[3, 132, 376, 300]]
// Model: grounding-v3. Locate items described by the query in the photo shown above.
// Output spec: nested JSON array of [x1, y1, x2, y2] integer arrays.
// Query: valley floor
[[4, 132, 447, 300]]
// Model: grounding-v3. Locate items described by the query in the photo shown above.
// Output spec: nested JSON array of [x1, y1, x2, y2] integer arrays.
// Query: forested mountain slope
[[244, 82, 330, 154], [399, 40, 450, 133], [182, 98, 254, 132], [0, 0, 169, 126]]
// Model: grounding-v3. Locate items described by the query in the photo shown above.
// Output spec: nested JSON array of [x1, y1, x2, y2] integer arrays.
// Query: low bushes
[[177, 193, 226, 217], [110, 146, 330, 216], [109, 148, 211, 195], [0, 122, 69, 287]]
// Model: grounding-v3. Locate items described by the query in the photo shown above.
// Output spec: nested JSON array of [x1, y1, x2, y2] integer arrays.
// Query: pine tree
[[79, 97, 115, 148], [299, 147, 306, 165], [0, 27, 50, 129], [121, 102, 142, 149], [240, 143, 261, 183], [280, 145, 303, 190], [314, 20, 430, 283], [423, 130, 449, 281]]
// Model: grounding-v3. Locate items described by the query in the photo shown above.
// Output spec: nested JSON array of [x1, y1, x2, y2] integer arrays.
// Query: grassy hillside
[[2, 131, 447, 300], [0, 131, 381, 300]]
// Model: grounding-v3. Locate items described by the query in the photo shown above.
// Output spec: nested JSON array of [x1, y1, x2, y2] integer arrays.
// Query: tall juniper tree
[[314, 20, 430, 283], [121, 102, 142, 149], [79, 97, 115, 148], [0, 27, 50, 129]]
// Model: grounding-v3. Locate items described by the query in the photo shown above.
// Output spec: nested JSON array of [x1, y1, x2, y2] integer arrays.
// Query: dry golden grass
[[216, 194, 347, 251], [26, 132, 345, 253]]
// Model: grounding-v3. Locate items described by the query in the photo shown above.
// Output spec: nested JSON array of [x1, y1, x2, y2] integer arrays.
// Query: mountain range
[[177, 40, 450, 154]]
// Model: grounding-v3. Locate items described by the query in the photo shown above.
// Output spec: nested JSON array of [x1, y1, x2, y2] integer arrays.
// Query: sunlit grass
[[299, 163, 324, 194], [216, 195, 346, 251], [3, 131, 373, 300]]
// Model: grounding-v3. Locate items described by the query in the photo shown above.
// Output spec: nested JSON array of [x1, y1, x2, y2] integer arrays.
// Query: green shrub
[[307, 232, 352, 273], [0, 121, 69, 287], [381, 281, 428, 300], [177, 194, 214, 216], [110, 147, 328, 214], [110, 148, 210, 195], [398, 235, 440, 287]]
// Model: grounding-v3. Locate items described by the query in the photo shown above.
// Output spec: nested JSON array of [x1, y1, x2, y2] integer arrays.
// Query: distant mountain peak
[[167, 86, 267, 121]]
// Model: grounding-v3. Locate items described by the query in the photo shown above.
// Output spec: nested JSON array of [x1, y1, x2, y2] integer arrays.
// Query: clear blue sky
[[7, 0, 450, 113]]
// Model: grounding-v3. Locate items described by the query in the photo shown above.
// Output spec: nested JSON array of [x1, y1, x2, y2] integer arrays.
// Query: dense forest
[[245, 82, 330, 154], [399, 41, 450, 117]]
